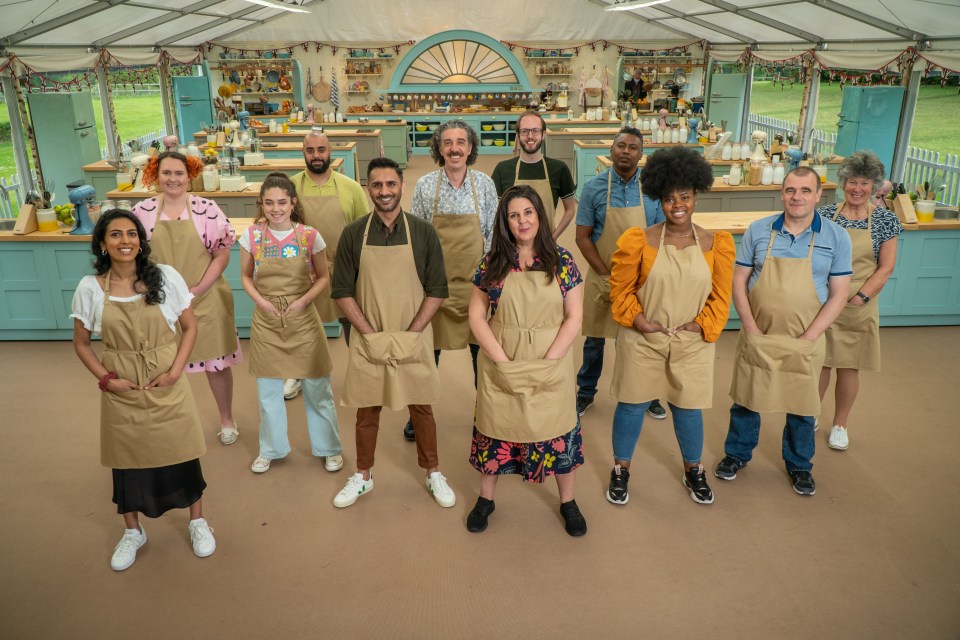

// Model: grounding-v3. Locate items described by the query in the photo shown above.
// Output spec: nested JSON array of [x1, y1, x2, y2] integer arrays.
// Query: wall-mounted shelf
[[345, 74, 382, 77]]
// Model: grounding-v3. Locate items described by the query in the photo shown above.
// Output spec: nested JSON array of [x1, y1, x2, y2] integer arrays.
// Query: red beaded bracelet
[[98, 371, 118, 392]]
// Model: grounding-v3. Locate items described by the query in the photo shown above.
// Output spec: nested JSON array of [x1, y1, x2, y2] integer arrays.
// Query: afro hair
[[639, 146, 714, 201]]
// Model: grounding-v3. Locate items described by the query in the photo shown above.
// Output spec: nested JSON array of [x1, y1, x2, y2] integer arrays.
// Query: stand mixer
[[68, 184, 97, 235], [130, 153, 150, 192]]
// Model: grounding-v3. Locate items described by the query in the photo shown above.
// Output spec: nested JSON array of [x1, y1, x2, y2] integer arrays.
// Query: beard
[[306, 157, 330, 175], [519, 137, 543, 155]]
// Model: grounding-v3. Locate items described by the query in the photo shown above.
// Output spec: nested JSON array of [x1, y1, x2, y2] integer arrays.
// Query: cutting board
[[313, 66, 331, 102]]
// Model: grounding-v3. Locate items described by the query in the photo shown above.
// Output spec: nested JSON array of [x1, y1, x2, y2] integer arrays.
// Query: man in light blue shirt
[[574, 128, 665, 418], [716, 167, 852, 497]]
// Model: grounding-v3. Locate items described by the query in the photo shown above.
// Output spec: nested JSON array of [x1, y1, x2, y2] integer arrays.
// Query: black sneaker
[[606, 465, 630, 505], [466, 497, 496, 532], [790, 470, 816, 496], [714, 456, 747, 480], [403, 419, 416, 441], [576, 396, 594, 417], [683, 464, 715, 504], [647, 400, 667, 420], [559, 499, 587, 537]]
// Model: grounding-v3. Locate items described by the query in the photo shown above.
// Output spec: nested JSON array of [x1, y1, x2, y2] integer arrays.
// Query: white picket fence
[[0, 174, 24, 218], [748, 113, 960, 207], [100, 128, 168, 159]]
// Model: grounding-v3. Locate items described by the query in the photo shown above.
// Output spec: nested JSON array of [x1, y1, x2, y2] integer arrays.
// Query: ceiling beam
[[1, 0, 133, 47], [696, 0, 823, 44], [651, 4, 753, 44], [94, 0, 227, 46], [586, 0, 700, 41], [199, 0, 324, 44], [804, 0, 925, 41]]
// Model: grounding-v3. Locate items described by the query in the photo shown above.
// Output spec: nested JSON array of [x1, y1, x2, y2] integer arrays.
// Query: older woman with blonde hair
[[815, 150, 902, 451]]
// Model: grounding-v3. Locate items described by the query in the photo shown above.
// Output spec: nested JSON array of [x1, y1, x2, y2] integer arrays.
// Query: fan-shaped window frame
[[389, 30, 531, 94]]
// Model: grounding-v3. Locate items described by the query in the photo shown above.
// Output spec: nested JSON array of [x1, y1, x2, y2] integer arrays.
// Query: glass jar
[[221, 157, 240, 178], [748, 160, 762, 186], [731, 143, 741, 160], [772, 162, 786, 185], [760, 162, 774, 185], [203, 165, 220, 191], [740, 142, 751, 159], [721, 144, 732, 160], [728, 163, 742, 186]]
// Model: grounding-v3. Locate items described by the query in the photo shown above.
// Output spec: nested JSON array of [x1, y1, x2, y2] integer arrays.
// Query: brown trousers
[[355, 405, 439, 471]]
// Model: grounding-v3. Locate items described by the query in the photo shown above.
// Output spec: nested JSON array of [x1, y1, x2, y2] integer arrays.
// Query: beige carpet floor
[[2, 155, 959, 639]]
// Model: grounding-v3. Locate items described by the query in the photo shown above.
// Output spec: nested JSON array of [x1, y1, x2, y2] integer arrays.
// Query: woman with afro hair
[[605, 146, 735, 506], [131, 151, 242, 446]]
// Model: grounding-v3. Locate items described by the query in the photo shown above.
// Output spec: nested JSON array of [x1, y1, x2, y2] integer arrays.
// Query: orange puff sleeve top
[[609, 227, 736, 343]]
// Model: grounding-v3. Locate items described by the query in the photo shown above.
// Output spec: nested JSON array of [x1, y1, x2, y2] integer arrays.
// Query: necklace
[[664, 226, 694, 238]]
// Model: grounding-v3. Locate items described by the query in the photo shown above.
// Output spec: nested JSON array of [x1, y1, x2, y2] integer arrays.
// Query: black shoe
[[790, 470, 816, 496], [647, 400, 667, 420], [576, 396, 594, 417], [714, 456, 747, 480], [466, 497, 495, 532], [403, 419, 416, 441], [606, 465, 630, 505], [559, 499, 587, 537], [683, 464, 715, 504]]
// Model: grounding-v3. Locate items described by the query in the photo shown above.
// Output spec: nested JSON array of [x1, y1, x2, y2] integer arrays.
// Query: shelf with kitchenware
[[206, 58, 304, 111], [403, 114, 519, 155]]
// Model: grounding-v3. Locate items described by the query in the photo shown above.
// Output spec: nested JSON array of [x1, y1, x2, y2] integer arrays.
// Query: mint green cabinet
[[0, 244, 58, 331]]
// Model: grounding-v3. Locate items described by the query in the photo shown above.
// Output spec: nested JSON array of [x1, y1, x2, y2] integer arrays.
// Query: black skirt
[[112, 459, 206, 518]]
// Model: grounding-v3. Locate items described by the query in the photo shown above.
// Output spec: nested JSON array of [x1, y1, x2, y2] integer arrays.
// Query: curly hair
[[640, 146, 713, 200], [837, 150, 886, 194], [429, 119, 479, 167], [480, 185, 559, 289], [90, 209, 165, 305], [256, 172, 305, 224], [141, 151, 204, 189]]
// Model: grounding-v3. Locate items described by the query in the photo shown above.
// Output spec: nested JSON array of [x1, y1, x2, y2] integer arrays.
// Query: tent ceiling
[[1, 0, 958, 49]]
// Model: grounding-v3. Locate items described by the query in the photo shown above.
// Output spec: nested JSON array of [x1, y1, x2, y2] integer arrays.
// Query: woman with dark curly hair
[[132, 151, 242, 446], [466, 185, 586, 536], [72, 209, 215, 571], [815, 150, 902, 451], [606, 146, 736, 506]]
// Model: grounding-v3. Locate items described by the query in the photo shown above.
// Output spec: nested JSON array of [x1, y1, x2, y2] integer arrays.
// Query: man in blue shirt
[[574, 128, 665, 418], [716, 167, 853, 496]]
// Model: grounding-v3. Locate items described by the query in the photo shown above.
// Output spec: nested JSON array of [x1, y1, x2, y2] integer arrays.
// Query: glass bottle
[[728, 163, 742, 186]]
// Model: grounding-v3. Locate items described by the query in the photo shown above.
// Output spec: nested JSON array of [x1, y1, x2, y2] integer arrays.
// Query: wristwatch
[[855, 291, 870, 303]]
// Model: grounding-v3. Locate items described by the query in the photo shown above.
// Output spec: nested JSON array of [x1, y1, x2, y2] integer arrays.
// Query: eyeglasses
[[518, 128, 543, 137]]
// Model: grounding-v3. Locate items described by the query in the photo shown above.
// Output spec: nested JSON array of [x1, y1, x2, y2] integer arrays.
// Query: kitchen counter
[[546, 128, 704, 176]]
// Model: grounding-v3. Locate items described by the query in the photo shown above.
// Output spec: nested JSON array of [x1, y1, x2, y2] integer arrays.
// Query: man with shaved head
[[284, 131, 370, 400]]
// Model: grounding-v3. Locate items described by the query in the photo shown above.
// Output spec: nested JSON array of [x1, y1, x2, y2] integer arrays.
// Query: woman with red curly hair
[[132, 151, 242, 446]]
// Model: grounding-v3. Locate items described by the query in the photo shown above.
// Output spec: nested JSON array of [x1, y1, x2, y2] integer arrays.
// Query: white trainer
[[324, 454, 344, 472], [828, 425, 849, 450], [110, 526, 147, 571], [334, 473, 373, 508], [283, 379, 302, 400], [218, 423, 239, 445], [188, 518, 216, 558], [814, 418, 820, 432], [426, 471, 456, 508], [251, 456, 272, 473]]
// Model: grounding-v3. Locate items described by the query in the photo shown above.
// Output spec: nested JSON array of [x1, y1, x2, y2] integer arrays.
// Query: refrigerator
[[173, 76, 214, 144], [834, 86, 904, 174], [26, 92, 102, 206], [706, 73, 747, 141]]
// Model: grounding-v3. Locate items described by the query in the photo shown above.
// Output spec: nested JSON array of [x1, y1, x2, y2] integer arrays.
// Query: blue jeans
[[723, 403, 815, 473], [577, 336, 606, 400], [257, 377, 342, 459], [612, 401, 704, 463]]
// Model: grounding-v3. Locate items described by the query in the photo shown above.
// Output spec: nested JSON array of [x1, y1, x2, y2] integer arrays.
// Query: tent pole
[[10, 69, 45, 196], [1, 73, 34, 194], [96, 65, 119, 161], [739, 62, 754, 143], [800, 64, 820, 155], [158, 57, 176, 139], [890, 59, 920, 184]]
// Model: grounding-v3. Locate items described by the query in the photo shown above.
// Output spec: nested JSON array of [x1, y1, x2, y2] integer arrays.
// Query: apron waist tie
[[491, 320, 559, 344], [264, 293, 303, 328], [104, 342, 167, 372]]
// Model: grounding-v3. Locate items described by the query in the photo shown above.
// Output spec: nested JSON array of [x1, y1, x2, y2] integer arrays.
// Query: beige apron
[[513, 156, 556, 232], [730, 228, 826, 415], [99, 271, 205, 469], [247, 224, 333, 379], [295, 172, 347, 322], [612, 225, 715, 408], [582, 171, 648, 338], [340, 213, 441, 410], [824, 206, 881, 372], [149, 195, 237, 363], [476, 270, 577, 442], [430, 171, 485, 350]]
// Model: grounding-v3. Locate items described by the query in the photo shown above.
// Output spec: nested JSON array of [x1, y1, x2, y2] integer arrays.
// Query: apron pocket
[[589, 274, 611, 305], [741, 333, 818, 375], [358, 331, 425, 367], [489, 358, 567, 395]]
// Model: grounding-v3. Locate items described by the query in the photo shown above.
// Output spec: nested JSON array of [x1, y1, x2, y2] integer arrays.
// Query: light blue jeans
[[257, 377, 342, 459], [612, 400, 704, 464]]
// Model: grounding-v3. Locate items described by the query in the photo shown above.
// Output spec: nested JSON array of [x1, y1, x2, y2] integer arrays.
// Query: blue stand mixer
[[68, 184, 97, 236]]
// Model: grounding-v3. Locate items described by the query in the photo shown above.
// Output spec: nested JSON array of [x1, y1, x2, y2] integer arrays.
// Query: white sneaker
[[110, 526, 147, 571], [251, 456, 271, 473], [218, 423, 239, 445], [283, 379, 301, 400], [334, 472, 373, 508], [324, 454, 344, 472], [188, 518, 216, 558], [828, 425, 849, 450], [426, 471, 456, 508], [814, 418, 820, 432]]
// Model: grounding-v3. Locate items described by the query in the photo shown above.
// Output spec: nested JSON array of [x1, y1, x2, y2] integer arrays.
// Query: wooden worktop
[[83, 157, 338, 174], [289, 120, 406, 126], [105, 183, 263, 199], [195, 129, 379, 139]]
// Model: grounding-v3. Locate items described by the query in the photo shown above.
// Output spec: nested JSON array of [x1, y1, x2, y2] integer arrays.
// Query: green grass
[[0, 93, 165, 182], [749, 81, 959, 158]]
